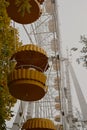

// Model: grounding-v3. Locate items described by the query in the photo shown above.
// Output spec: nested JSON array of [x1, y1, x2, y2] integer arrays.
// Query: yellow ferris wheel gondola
[[11, 44, 49, 72], [8, 69, 48, 101], [6, 0, 41, 24], [21, 118, 56, 130]]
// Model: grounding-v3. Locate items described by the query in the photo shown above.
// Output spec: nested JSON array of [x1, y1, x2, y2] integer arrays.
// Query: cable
[[22, 25, 33, 43]]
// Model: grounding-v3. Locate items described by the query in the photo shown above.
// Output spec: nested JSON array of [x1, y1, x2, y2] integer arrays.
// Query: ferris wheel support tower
[[69, 63, 87, 122]]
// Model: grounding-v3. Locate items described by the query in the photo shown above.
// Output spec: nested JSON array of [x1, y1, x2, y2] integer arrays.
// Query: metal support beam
[[69, 63, 87, 121]]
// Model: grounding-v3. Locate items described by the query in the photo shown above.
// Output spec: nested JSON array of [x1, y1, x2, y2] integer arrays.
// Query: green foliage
[[71, 35, 87, 67], [79, 35, 87, 67], [15, 0, 32, 16], [80, 35, 87, 53], [0, 0, 10, 28], [0, 0, 22, 129]]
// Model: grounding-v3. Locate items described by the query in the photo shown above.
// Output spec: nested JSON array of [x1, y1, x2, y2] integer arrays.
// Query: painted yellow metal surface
[[11, 44, 49, 71], [22, 118, 56, 130], [8, 69, 48, 101]]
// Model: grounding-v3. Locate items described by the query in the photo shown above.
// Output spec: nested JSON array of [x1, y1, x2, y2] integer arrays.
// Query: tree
[[80, 35, 87, 66], [71, 35, 87, 67], [0, 0, 22, 129]]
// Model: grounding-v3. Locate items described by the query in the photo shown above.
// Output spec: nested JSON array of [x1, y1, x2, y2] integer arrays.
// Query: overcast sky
[[58, 0, 87, 54]]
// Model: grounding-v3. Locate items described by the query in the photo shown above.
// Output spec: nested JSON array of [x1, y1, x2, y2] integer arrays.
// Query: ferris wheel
[[6, 1, 81, 130]]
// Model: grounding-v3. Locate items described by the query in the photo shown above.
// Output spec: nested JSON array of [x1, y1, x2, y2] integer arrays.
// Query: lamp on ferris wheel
[[45, 0, 54, 14], [54, 115, 60, 122], [37, 0, 44, 4], [52, 58, 60, 71], [48, 19, 56, 32], [55, 103, 61, 110], [21, 118, 56, 130], [6, 0, 41, 24], [54, 77, 60, 88], [51, 38, 59, 52], [11, 44, 49, 72], [55, 124, 63, 130], [8, 69, 48, 101], [55, 96, 60, 102]]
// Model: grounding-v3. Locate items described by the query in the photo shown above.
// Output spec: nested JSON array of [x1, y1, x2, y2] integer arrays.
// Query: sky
[[58, 0, 87, 53]]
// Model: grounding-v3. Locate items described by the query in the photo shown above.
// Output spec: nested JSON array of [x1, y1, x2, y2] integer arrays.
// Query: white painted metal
[[65, 59, 74, 130], [69, 63, 87, 121], [11, 101, 28, 130]]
